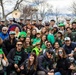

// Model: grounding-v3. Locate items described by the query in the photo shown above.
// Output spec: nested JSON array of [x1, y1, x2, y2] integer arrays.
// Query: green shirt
[[14, 51, 22, 64], [25, 46, 32, 53]]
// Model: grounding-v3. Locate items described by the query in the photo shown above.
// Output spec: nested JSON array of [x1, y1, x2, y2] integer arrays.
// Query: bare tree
[[55, 8, 60, 23], [39, 3, 53, 20], [32, 0, 53, 20], [72, 2, 76, 15], [20, 5, 34, 20], [0, 0, 24, 19], [33, 0, 44, 5]]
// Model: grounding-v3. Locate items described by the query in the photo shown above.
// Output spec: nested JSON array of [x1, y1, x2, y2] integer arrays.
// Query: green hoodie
[[47, 33, 55, 45], [32, 38, 41, 46]]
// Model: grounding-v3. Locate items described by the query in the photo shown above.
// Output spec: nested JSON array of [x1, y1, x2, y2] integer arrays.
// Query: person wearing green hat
[[0, 48, 8, 75], [58, 23, 65, 35], [18, 31, 27, 43]]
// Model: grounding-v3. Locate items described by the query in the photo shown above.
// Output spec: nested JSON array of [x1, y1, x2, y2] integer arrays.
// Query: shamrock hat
[[19, 31, 27, 38], [58, 23, 65, 27], [0, 48, 4, 54]]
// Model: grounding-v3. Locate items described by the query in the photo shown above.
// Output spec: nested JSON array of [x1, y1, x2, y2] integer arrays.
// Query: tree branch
[[0, 0, 5, 18], [5, 0, 24, 17]]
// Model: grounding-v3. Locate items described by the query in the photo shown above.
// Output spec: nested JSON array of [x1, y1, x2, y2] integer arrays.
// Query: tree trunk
[[0, 0, 5, 18]]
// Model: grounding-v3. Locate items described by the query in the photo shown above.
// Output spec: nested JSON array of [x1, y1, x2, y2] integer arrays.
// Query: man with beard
[[7, 41, 27, 75]]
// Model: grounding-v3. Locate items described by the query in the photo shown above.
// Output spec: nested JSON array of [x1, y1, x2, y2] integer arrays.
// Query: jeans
[[55, 72, 61, 75], [37, 71, 46, 75]]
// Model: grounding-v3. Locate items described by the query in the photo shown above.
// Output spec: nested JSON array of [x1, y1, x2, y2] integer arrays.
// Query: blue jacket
[[63, 42, 76, 54], [0, 32, 8, 40]]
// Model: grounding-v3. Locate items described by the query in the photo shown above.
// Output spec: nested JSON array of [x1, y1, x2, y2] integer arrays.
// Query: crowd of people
[[0, 17, 76, 75]]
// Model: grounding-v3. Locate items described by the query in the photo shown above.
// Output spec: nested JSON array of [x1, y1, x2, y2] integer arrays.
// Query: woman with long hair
[[53, 42, 60, 63], [20, 53, 37, 75], [26, 28, 31, 38], [15, 27, 20, 39], [23, 37, 32, 54], [41, 35, 47, 50], [41, 27, 47, 35], [55, 48, 71, 75], [55, 31, 64, 47], [31, 29, 37, 43]]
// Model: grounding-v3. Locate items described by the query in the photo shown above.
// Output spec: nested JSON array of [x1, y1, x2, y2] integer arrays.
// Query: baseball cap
[[9, 31, 15, 35], [64, 37, 71, 41]]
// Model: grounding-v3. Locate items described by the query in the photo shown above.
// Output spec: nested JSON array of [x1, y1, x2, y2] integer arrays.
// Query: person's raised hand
[[20, 65, 24, 70], [17, 68, 20, 72], [14, 64, 18, 69], [48, 72, 54, 75]]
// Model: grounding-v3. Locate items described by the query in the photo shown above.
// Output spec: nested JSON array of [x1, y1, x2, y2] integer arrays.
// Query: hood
[[43, 53, 50, 60]]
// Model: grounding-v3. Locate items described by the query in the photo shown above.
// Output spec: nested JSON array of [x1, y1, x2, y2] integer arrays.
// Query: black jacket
[[37, 53, 54, 74], [7, 48, 27, 67], [21, 59, 37, 75], [56, 58, 71, 75], [2, 37, 17, 56]]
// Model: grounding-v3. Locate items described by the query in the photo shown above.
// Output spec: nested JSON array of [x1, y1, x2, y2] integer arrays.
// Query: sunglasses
[[10, 34, 15, 35], [58, 51, 63, 54], [3, 30, 7, 31], [17, 44, 22, 46]]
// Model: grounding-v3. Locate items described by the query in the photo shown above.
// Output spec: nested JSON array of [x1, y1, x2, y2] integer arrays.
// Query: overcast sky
[[0, 0, 76, 18], [47, 0, 76, 14]]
